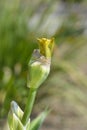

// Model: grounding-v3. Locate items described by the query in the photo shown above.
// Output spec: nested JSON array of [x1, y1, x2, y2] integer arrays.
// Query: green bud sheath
[[27, 49, 51, 89]]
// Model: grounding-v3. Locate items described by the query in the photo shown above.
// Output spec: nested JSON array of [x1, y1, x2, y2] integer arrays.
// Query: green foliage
[[0, 0, 36, 69], [0, 0, 37, 117], [30, 110, 49, 130]]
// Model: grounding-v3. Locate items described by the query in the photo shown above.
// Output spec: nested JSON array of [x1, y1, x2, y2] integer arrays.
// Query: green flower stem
[[22, 88, 37, 125]]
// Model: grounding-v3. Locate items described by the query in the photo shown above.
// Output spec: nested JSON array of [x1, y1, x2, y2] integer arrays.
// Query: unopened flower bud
[[8, 101, 30, 130]]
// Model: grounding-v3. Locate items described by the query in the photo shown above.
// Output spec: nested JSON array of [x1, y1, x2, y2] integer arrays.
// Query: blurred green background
[[0, 0, 87, 130]]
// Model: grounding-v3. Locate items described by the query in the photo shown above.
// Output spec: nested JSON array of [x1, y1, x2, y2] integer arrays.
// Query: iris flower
[[27, 38, 54, 89]]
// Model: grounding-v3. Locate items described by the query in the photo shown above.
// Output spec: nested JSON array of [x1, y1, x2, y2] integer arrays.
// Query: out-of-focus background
[[0, 0, 87, 130]]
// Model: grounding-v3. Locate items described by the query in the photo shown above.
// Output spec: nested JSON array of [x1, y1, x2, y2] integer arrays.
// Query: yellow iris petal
[[37, 38, 54, 58]]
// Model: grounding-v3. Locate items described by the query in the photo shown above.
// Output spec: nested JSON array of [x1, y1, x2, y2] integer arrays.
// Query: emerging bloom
[[27, 38, 55, 89]]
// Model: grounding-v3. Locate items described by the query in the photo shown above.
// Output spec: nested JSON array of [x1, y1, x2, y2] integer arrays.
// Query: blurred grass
[[0, 0, 87, 130], [0, 0, 38, 117]]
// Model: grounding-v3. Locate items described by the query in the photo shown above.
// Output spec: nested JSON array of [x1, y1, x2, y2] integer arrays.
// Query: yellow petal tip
[[37, 37, 55, 58]]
